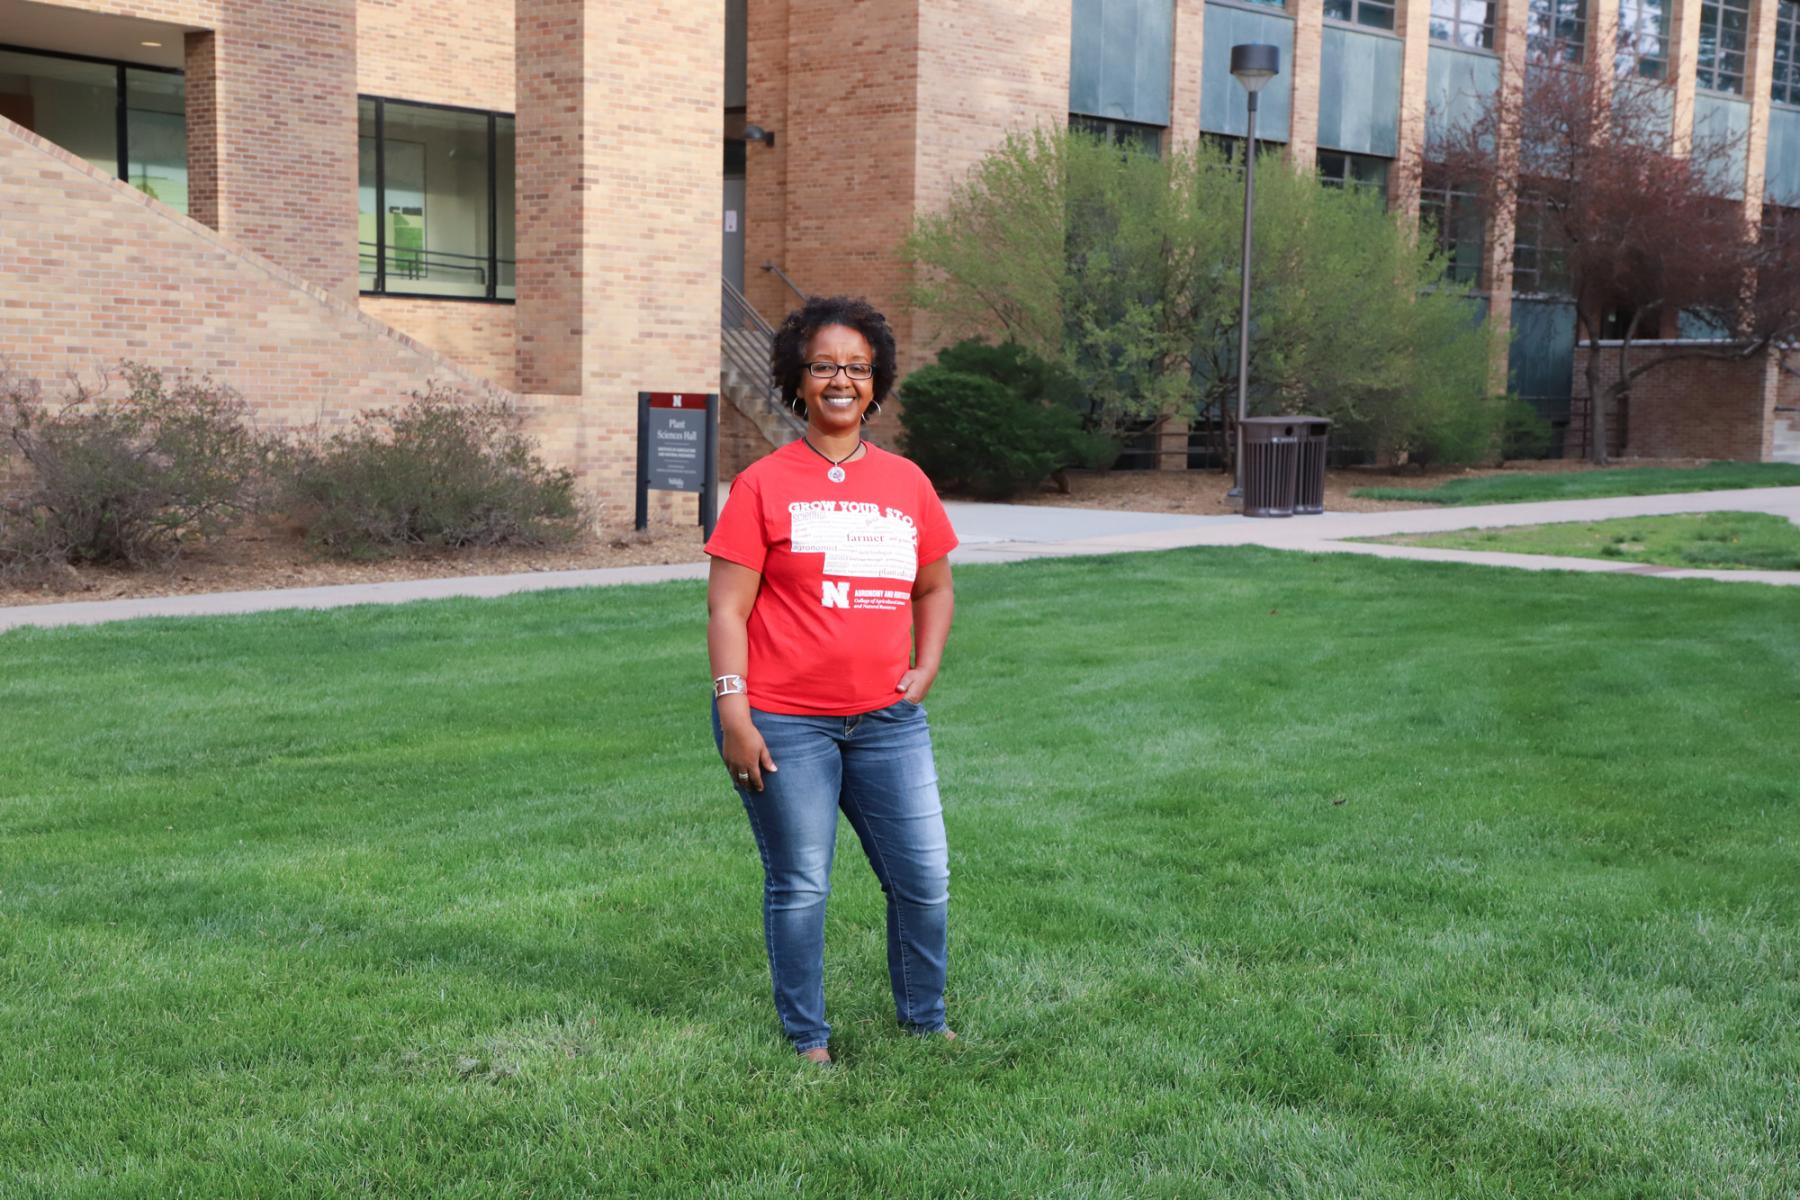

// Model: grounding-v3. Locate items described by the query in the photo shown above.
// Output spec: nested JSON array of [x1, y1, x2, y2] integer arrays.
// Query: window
[[1203, 133, 1282, 168], [1511, 196, 1569, 294], [1616, 0, 1670, 79], [1773, 0, 1800, 104], [1420, 174, 1484, 285], [1527, 0, 1587, 63], [1324, 0, 1396, 32], [0, 45, 186, 212], [1069, 114, 1164, 155], [1430, 0, 1497, 49], [1317, 149, 1391, 200], [360, 96, 515, 301], [1697, 0, 1750, 93]]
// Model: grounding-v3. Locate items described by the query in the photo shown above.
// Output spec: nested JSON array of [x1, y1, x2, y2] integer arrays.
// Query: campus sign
[[635, 392, 720, 538]]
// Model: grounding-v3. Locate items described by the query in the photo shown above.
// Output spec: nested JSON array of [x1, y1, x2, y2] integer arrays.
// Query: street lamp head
[[1229, 43, 1280, 93]]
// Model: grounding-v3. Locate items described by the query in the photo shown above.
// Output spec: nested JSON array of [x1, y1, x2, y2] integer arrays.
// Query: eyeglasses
[[804, 360, 874, 381]]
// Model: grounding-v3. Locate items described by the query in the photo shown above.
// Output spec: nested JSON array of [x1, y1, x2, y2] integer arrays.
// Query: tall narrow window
[[1512, 196, 1569, 294], [1697, 0, 1751, 93], [1430, 0, 1497, 49], [125, 68, 185, 213], [1325, 0, 1397, 31], [1069, 114, 1164, 154], [359, 96, 514, 301], [1318, 149, 1391, 201], [1773, 0, 1800, 103], [1421, 174, 1485, 285], [1616, 0, 1670, 79], [1527, 0, 1587, 63]]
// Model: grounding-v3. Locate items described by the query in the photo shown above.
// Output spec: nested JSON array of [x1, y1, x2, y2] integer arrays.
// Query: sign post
[[635, 392, 720, 539]]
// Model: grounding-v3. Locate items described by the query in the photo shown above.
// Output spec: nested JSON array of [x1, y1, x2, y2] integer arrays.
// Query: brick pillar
[[1744, 0, 1782, 229], [1392, 0, 1432, 224], [1482, 0, 1531, 390], [912, 0, 1072, 368], [1668, 0, 1704, 153], [744, 0, 792, 326], [514, 0, 723, 514], [183, 2, 358, 300], [514, 0, 585, 396], [1168, 0, 1206, 150], [1289, 2, 1324, 167], [763, 0, 1069, 377]]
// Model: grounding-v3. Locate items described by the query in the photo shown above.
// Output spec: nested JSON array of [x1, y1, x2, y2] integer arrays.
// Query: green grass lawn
[[3, 549, 1797, 1198], [1352, 461, 1800, 506], [1366, 511, 1800, 572]]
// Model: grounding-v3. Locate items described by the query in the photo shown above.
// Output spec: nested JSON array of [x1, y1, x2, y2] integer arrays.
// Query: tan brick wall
[[746, 0, 1070, 373], [911, 0, 1072, 366], [743, 0, 792, 326], [1290, 2, 1324, 166], [1569, 344, 1779, 460], [183, 1, 359, 299], [1392, 0, 1432, 223], [360, 297, 518, 390], [512, 0, 722, 522], [1169, 0, 1205, 149], [0, 116, 504, 432], [357, 0, 514, 110]]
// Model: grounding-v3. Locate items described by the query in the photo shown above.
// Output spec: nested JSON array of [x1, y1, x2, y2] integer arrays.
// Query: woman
[[705, 295, 958, 1065]]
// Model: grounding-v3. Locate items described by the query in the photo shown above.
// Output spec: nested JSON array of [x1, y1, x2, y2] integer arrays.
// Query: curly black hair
[[769, 295, 899, 420]]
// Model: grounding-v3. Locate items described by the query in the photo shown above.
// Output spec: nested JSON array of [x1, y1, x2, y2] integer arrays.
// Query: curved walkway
[[3, 487, 1797, 633]]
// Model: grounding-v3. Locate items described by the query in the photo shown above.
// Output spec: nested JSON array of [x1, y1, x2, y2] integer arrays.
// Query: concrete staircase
[[721, 279, 804, 451], [1774, 410, 1800, 463]]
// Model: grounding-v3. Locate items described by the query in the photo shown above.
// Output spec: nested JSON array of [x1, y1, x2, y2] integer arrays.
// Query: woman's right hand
[[721, 716, 778, 792]]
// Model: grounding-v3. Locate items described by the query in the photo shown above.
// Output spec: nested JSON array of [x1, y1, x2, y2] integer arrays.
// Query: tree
[[1430, 60, 1800, 463], [906, 127, 1503, 465]]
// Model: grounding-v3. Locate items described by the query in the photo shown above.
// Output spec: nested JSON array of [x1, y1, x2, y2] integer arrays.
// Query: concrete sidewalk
[[4, 487, 1798, 632]]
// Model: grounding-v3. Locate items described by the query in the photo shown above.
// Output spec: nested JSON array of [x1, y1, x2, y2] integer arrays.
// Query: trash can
[[1240, 417, 1301, 518], [1291, 416, 1331, 515]]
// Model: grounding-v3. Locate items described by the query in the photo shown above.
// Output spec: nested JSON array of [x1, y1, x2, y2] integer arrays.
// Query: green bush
[[1, 363, 275, 578], [897, 365, 1083, 500], [1498, 397, 1556, 461], [931, 339, 1120, 470], [278, 386, 584, 560]]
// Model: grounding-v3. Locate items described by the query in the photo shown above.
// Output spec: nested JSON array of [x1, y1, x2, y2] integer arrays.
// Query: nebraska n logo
[[821, 580, 850, 608]]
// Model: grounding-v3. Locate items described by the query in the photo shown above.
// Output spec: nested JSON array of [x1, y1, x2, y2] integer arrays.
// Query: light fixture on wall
[[140, 40, 163, 47], [743, 124, 776, 148]]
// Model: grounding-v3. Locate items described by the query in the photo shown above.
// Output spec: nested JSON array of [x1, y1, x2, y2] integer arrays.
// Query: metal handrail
[[760, 261, 808, 303], [721, 276, 804, 439], [722, 279, 776, 398], [358, 241, 514, 286]]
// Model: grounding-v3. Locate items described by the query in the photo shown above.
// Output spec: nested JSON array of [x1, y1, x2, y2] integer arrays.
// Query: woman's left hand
[[895, 666, 936, 705]]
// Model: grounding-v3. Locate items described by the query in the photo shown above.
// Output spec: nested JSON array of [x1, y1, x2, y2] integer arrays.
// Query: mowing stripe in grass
[[2, 548, 1796, 1197]]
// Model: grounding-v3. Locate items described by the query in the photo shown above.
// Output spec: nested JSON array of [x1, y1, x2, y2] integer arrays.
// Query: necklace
[[802, 436, 862, 484]]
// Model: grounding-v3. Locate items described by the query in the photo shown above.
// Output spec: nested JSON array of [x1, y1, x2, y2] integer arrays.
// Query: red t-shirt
[[705, 439, 959, 716]]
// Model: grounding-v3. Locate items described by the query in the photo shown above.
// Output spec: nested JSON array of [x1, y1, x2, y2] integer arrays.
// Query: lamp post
[[1226, 43, 1279, 500]]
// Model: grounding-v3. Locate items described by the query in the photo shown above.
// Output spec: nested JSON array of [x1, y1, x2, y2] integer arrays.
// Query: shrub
[[278, 386, 585, 559], [897, 365, 1083, 500], [931, 339, 1120, 470], [1498, 397, 1556, 461], [1, 363, 275, 578]]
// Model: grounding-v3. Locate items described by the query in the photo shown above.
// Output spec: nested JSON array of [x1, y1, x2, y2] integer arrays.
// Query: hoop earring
[[861, 398, 882, 424]]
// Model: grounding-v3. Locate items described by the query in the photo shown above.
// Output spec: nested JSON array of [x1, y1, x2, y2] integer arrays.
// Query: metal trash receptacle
[[1291, 416, 1331, 515], [1240, 417, 1301, 518]]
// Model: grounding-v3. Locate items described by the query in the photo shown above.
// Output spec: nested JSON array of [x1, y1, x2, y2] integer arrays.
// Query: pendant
[[828, 465, 846, 483]]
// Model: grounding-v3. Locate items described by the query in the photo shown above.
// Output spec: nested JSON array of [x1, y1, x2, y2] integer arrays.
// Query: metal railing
[[359, 242, 515, 295], [760, 261, 808, 303], [722, 276, 805, 440]]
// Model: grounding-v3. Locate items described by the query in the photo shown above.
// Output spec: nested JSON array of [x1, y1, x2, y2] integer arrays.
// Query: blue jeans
[[713, 699, 950, 1052]]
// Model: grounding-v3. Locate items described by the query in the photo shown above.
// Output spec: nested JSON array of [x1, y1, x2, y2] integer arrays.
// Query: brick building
[[3, 0, 1797, 512]]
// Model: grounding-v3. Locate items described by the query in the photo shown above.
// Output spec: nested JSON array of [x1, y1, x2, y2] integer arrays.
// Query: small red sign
[[646, 393, 694, 409]]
